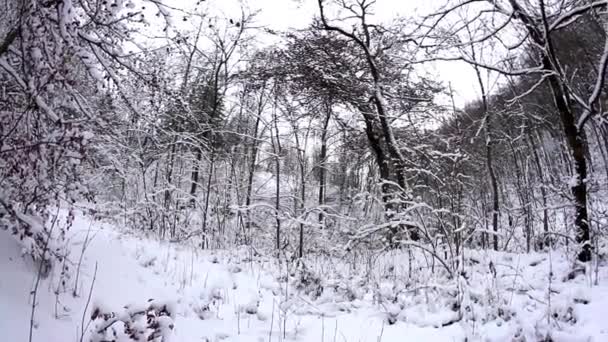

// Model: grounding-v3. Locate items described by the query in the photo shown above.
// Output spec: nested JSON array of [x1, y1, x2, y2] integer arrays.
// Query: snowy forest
[[2, 0, 608, 340]]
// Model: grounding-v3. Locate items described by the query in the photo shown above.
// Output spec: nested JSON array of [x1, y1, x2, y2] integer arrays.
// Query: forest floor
[[2, 211, 608, 342]]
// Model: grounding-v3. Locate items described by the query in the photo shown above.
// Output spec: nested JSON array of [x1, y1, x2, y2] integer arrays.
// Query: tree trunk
[[509, 140, 530, 252], [471, 55, 499, 251], [189, 149, 202, 206], [318, 105, 331, 224], [293, 129, 306, 259], [164, 137, 177, 209], [272, 101, 282, 252], [487, 135, 500, 251], [357, 104, 403, 245], [528, 132, 550, 249], [544, 56, 591, 262], [590, 120, 608, 181], [370, 90, 420, 242], [245, 112, 262, 233], [201, 153, 215, 249], [299, 160, 305, 258], [162, 137, 178, 239]]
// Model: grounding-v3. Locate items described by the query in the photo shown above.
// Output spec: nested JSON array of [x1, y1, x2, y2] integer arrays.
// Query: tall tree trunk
[[189, 149, 202, 206], [162, 137, 178, 239], [318, 104, 331, 224], [164, 138, 177, 208], [245, 85, 266, 234], [299, 157, 306, 258], [544, 57, 591, 262], [486, 133, 500, 251], [357, 104, 402, 245], [140, 162, 154, 231], [509, 140, 530, 252], [481, 192, 489, 249], [182, 23, 204, 207], [471, 53, 499, 251], [201, 153, 215, 249], [245, 115, 262, 232], [528, 132, 550, 249], [272, 100, 282, 252], [293, 129, 307, 259], [370, 86, 419, 242], [152, 161, 159, 203]]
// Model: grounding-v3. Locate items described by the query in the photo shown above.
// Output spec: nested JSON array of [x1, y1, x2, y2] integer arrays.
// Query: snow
[[2, 211, 608, 342]]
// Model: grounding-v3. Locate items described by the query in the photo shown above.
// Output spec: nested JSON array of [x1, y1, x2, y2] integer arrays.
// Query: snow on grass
[[2, 211, 608, 341]]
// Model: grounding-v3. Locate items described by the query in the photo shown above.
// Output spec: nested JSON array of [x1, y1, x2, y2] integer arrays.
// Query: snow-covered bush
[[0, 0, 166, 270], [322, 277, 362, 303], [293, 261, 324, 300], [191, 285, 225, 320], [240, 297, 260, 315], [88, 300, 175, 342], [0, 204, 75, 277]]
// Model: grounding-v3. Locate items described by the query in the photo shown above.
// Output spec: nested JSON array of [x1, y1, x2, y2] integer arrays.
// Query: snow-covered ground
[[2, 212, 608, 342]]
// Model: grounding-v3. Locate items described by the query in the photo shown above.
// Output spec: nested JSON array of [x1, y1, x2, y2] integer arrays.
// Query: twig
[[269, 299, 275, 342], [73, 223, 95, 297], [29, 208, 60, 342], [333, 319, 338, 342], [80, 262, 98, 342], [547, 250, 553, 326], [321, 314, 325, 342], [377, 319, 385, 342]]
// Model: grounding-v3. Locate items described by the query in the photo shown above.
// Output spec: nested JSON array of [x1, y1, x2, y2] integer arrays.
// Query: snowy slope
[[2, 212, 608, 342]]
